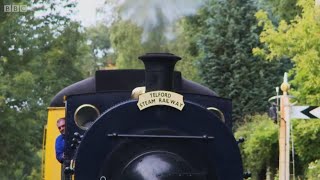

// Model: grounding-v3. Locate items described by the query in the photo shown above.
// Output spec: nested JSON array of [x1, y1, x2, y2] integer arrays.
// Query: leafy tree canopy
[[235, 114, 278, 179], [109, 20, 144, 69], [0, 0, 90, 178], [254, 0, 320, 105], [109, 18, 203, 82], [197, 0, 288, 122], [257, 0, 301, 22], [293, 120, 320, 171]]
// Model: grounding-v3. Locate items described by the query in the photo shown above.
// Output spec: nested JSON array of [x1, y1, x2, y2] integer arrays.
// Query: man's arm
[[55, 136, 64, 163]]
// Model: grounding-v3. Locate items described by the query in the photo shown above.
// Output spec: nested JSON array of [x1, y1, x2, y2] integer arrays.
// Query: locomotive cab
[[43, 53, 243, 180]]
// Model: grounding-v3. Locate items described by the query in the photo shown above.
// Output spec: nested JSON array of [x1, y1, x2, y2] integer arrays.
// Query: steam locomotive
[[42, 53, 245, 180]]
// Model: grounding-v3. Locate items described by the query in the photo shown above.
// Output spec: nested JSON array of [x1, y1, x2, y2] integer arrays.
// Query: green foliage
[[167, 18, 203, 82], [0, 0, 90, 178], [235, 114, 278, 179], [197, 0, 288, 121], [109, 18, 203, 82], [167, 7, 213, 83], [257, 0, 301, 22], [254, 0, 320, 105], [84, 23, 112, 74], [109, 21, 144, 69], [293, 120, 320, 171], [306, 160, 320, 179], [254, 1, 320, 178]]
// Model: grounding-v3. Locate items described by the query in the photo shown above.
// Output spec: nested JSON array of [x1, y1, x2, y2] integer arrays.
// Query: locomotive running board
[[107, 133, 214, 140]]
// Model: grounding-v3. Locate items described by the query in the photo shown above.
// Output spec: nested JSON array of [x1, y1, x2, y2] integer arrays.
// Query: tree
[[235, 114, 278, 179], [0, 0, 89, 178], [254, 0, 320, 105], [108, 18, 203, 79], [109, 20, 144, 69], [257, 0, 301, 22], [197, 0, 288, 122], [0, 1, 41, 177], [106, 0, 205, 78], [84, 23, 112, 75], [306, 160, 320, 179], [167, 13, 208, 82], [292, 120, 320, 175], [254, 0, 320, 177]]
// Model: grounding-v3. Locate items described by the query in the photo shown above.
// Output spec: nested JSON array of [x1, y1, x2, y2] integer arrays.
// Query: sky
[[32, 0, 105, 27], [75, 0, 103, 27]]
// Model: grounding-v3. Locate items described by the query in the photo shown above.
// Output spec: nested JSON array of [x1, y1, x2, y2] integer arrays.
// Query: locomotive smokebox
[[68, 53, 242, 180], [139, 53, 181, 92]]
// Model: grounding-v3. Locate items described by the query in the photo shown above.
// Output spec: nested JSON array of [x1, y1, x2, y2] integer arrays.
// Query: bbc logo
[[4, 5, 27, 12]]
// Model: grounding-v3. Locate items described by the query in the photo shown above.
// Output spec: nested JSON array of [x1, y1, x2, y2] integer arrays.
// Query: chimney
[[139, 53, 181, 92]]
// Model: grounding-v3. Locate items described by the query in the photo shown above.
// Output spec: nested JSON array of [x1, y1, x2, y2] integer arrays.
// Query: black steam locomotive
[[50, 53, 244, 180]]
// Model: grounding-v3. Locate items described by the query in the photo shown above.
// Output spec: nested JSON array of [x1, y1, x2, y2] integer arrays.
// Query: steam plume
[[114, 0, 204, 42]]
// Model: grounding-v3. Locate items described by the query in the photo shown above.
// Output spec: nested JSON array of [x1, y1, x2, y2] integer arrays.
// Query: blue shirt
[[55, 134, 65, 163]]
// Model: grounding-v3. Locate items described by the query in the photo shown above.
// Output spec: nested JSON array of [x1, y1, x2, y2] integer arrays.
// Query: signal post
[[273, 72, 320, 180], [279, 73, 290, 180]]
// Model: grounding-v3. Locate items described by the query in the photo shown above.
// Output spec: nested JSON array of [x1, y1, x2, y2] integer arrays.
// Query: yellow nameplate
[[137, 91, 185, 111]]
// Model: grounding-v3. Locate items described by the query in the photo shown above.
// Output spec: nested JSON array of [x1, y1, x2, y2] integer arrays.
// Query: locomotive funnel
[[139, 53, 181, 92]]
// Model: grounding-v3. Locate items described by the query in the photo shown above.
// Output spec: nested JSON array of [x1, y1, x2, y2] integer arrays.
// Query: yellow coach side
[[42, 107, 65, 180]]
